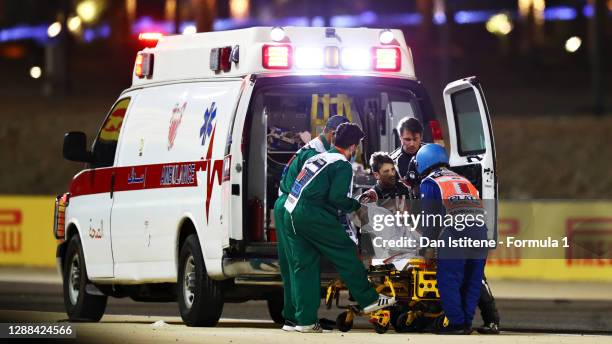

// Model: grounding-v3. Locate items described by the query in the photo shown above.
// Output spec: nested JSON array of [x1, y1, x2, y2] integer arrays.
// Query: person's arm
[[278, 154, 298, 194], [327, 162, 361, 213]]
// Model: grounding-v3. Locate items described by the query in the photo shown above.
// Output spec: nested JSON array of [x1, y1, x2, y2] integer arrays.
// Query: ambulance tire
[[63, 235, 107, 322], [266, 294, 284, 324], [178, 234, 224, 327]]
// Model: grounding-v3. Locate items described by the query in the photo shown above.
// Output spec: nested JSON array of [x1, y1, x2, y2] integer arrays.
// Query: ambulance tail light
[[429, 120, 445, 145], [134, 52, 154, 79], [262, 44, 292, 69], [372, 47, 401, 72], [53, 193, 70, 240]]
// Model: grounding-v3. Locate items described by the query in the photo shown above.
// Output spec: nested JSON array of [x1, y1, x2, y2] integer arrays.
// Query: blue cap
[[325, 115, 349, 131]]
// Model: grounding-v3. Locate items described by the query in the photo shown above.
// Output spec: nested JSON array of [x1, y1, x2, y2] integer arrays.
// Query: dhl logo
[[0, 209, 22, 253]]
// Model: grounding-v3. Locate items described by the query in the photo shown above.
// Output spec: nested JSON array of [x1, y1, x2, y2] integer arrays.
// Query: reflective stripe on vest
[[284, 152, 346, 214]]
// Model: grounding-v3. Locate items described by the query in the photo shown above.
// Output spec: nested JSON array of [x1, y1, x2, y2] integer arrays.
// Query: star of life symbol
[[200, 102, 217, 145]]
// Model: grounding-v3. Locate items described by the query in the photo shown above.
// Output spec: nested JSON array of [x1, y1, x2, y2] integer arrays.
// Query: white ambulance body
[[53, 27, 497, 326]]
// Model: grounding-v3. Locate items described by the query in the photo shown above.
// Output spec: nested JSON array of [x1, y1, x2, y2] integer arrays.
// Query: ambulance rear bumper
[[221, 257, 337, 286], [222, 257, 280, 278]]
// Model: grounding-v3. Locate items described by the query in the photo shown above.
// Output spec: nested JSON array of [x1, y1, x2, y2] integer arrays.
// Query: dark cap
[[325, 115, 350, 131]]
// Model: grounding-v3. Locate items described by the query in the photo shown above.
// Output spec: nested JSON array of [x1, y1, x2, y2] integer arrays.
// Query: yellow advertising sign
[[486, 201, 612, 281], [0, 196, 56, 267], [0, 196, 611, 282]]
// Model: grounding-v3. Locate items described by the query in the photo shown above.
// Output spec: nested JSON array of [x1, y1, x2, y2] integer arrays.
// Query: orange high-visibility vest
[[427, 170, 483, 215]]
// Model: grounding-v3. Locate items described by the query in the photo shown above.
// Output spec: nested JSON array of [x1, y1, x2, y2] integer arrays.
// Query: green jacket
[[288, 147, 361, 217], [279, 134, 330, 195]]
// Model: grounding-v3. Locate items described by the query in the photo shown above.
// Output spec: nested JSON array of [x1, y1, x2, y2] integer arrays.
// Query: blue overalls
[[420, 168, 488, 328]]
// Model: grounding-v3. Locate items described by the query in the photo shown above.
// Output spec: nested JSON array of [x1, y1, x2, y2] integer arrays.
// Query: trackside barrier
[[0, 196, 610, 281]]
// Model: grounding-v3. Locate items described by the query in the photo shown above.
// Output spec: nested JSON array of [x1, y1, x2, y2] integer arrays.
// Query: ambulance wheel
[[374, 322, 389, 334], [266, 294, 284, 324], [178, 234, 224, 327], [395, 312, 427, 333], [63, 235, 107, 322], [336, 311, 353, 332]]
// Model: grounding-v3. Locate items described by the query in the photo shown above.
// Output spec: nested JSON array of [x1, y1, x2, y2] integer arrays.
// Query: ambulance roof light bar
[[262, 44, 292, 69], [373, 47, 401, 72]]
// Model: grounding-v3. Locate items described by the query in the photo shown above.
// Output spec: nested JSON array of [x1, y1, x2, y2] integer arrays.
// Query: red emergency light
[[262, 44, 292, 69], [372, 47, 401, 72], [138, 32, 163, 42]]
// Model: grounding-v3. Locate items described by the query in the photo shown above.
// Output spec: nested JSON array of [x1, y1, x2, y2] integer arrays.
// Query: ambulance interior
[[241, 77, 437, 255]]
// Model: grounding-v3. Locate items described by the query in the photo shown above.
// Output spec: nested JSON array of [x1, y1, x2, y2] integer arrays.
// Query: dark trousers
[[478, 275, 500, 325]]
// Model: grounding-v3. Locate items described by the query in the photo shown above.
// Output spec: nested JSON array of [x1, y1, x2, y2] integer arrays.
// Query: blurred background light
[[76, 0, 99, 23], [230, 0, 250, 20], [311, 16, 325, 27], [182, 25, 197, 35], [47, 22, 62, 38], [565, 36, 582, 53], [544, 6, 577, 21], [67, 16, 82, 33], [455, 10, 496, 24], [29, 66, 42, 79], [486, 13, 513, 36]]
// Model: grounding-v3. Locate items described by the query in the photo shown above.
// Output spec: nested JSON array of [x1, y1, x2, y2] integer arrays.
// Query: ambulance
[[53, 27, 497, 326]]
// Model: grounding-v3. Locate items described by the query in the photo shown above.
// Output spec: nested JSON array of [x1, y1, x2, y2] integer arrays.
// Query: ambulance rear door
[[224, 76, 255, 242], [442, 76, 497, 240]]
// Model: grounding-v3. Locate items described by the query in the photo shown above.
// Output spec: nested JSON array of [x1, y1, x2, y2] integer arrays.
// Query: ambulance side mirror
[[63, 132, 93, 163]]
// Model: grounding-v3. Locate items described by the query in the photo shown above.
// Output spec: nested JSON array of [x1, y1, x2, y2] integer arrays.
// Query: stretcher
[[326, 201, 446, 333], [325, 258, 445, 333]]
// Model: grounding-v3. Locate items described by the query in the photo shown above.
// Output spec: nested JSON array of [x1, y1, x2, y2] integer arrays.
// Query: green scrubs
[[283, 147, 379, 326], [273, 134, 330, 323]]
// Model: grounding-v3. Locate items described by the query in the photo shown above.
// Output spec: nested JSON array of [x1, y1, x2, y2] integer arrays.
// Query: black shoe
[[477, 322, 499, 334], [319, 318, 336, 330]]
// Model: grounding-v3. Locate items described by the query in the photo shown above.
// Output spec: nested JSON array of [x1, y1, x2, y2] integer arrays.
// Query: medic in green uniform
[[274, 115, 349, 331], [284, 123, 397, 332]]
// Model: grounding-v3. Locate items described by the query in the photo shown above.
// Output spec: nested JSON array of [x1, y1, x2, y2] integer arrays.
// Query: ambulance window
[[451, 89, 486, 156], [91, 98, 130, 168]]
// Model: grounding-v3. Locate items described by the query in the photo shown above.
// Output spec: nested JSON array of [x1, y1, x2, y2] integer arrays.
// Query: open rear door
[[443, 76, 497, 241]]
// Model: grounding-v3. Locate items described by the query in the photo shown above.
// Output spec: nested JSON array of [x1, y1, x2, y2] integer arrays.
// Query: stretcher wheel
[[433, 315, 448, 330], [374, 322, 389, 334], [389, 306, 403, 331], [394, 312, 427, 333], [336, 311, 353, 332]]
